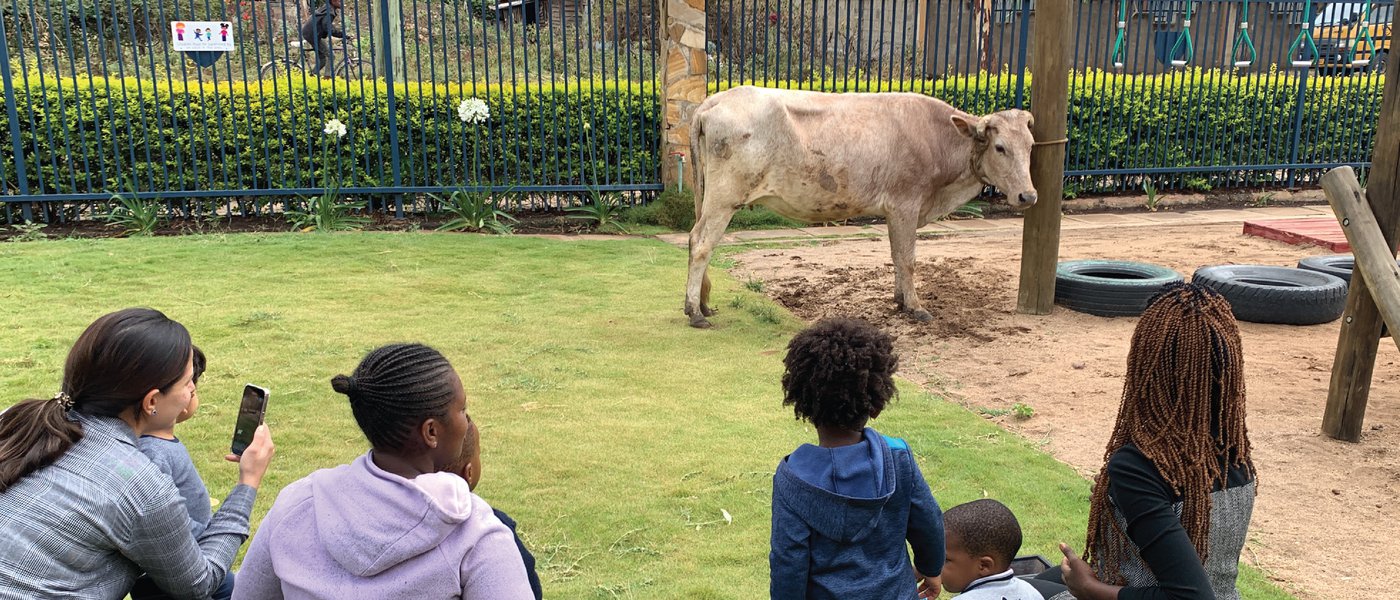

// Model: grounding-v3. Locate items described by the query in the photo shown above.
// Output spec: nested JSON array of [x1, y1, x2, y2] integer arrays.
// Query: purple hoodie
[[232, 453, 533, 600]]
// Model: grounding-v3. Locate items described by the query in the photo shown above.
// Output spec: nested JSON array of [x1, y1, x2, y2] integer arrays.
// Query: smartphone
[[231, 384, 269, 456]]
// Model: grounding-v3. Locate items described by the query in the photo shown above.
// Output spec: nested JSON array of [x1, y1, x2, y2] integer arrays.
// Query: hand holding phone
[[231, 384, 269, 456]]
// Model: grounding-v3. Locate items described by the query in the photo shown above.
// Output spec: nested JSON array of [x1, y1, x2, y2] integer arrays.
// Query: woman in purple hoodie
[[233, 344, 533, 599]]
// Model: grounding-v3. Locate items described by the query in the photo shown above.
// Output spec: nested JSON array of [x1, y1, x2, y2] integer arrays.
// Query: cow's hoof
[[689, 316, 714, 329], [701, 305, 719, 317], [909, 309, 934, 323]]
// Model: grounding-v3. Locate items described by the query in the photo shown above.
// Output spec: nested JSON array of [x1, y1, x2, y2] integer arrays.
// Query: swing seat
[[1352, 59, 1371, 66], [1171, 59, 1189, 67], [1113, 61, 1125, 69], [1234, 60, 1253, 67], [1291, 59, 1314, 68]]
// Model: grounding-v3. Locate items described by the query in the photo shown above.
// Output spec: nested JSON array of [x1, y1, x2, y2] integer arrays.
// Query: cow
[[683, 85, 1038, 328]]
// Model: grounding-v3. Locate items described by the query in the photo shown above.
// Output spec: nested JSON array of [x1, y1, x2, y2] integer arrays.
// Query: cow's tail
[[689, 107, 706, 227]]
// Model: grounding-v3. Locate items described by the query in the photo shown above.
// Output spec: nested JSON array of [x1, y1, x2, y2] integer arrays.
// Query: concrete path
[[652, 204, 1338, 248]]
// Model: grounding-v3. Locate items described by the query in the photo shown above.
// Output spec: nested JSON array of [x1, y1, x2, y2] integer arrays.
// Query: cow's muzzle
[[1015, 191, 1038, 208]]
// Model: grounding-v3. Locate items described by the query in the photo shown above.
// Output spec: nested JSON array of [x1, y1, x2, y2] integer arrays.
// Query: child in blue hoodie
[[770, 318, 946, 600]]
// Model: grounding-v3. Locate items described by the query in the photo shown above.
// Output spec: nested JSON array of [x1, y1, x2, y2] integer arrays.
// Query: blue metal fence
[[0, 0, 1393, 224], [0, 0, 662, 223], [708, 0, 1391, 195]]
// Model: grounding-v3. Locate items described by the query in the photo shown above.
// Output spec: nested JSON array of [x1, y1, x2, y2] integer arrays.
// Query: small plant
[[286, 190, 370, 233], [1011, 402, 1035, 420], [951, 200, 990, 219], [567, 188, 628, 233], [105, 183, 164, 237], [743, 278, 765, 293], [1251, 191, 1277, 207], [434, 189, 517, 234], [7, 221, 49, 242], [1142, 179, 1161, 212]]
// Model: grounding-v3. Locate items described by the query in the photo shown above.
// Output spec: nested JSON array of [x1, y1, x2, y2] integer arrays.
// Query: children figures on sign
[[220, 23, 229, 42], [171, 20, 236, 52], [194, 29, 203, 41], [175, 22, 185, 40]]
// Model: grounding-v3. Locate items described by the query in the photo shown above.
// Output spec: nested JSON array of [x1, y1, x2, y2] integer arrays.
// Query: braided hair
[[782, 318, 899, 430], [332, 343, 458, 452], [1084, 282, 1254, 581]]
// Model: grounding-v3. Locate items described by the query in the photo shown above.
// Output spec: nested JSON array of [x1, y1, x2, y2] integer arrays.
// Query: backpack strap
[[882, 434, 909, 451]]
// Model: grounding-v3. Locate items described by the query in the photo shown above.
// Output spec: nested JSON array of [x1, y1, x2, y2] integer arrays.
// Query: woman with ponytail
[[0, 308, 276, 599], [233, 343, 533, 599]]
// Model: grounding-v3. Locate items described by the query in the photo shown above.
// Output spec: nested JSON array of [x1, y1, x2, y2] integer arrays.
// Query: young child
[[940, 499, 1045, 600], [130, 346, 236, 600], [450, 412, 543, 600], [769, 318, 945, 600]]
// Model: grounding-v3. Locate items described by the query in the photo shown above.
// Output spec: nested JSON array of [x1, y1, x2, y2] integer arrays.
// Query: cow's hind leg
[[686, 206, 738, 328], [886, 212, 933, 322]]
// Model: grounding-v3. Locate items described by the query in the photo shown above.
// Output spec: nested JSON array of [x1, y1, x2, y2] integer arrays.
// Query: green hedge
[[0, 71, 1384, 199], [0, 78, 660, 197]]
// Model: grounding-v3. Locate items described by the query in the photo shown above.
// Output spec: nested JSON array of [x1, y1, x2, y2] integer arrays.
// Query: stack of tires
[[1055, 256, 1366, 326]]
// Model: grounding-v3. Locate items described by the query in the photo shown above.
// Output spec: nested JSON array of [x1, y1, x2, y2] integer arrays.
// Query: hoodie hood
[[774, 428, 896, 542], [310, 453, 476, 577]]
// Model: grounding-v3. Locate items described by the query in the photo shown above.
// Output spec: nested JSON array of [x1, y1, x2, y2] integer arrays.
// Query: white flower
[[323, 119, 347, 139], [457, 98, 490, 124]]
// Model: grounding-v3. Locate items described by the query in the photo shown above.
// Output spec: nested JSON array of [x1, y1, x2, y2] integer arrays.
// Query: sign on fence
[[170, 21, 236, 52]]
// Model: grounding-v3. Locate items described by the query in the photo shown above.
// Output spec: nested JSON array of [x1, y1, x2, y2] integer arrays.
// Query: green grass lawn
[[0, 233, 1293, 599]]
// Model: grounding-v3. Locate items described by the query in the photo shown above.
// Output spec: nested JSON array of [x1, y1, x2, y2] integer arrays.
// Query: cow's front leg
[[886, 212, 933, 322]]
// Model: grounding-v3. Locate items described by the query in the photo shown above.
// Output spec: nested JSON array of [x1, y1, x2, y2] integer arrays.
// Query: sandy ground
[[729, 221, 1400, 600]]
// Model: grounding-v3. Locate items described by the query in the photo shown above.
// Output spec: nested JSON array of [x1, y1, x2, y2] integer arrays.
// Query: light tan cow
[[684, 86, 1038, 328]]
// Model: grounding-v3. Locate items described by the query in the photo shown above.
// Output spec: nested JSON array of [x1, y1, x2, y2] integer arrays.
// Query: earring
[[150, 408, 157, 416]]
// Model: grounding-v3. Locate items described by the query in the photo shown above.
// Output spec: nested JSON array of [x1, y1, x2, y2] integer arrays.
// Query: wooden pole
[[374, 0, 405, 80], [1321, 167, 1400, 353], [1322, 52, 1400, 442], [1016, 0, 1070, 315]]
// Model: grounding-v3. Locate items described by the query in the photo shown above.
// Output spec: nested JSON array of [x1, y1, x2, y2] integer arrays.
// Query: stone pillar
[[659, 0, 706, 194]]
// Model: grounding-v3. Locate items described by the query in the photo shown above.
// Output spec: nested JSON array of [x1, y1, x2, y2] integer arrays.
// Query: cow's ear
[[950, 115, 985, 141], [1022, 110, 1036, 129]]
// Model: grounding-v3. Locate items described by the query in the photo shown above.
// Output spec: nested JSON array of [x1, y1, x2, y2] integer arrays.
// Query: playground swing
[[1287, 0, 1320, 68], [1229, 0, 1257, 67], [1347, 0, 1379, 67], [1167, 0, 1196, 67], [1110, 0, 1129, 69]]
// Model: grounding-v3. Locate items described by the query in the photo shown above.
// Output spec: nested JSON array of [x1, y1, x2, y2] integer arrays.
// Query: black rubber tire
[[1295, 254, 1397, 337], [1055, 260, 1184, 317], [1191, 265, 1347, 325]]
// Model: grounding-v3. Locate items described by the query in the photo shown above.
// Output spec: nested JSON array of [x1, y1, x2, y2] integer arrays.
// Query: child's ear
[[976, 555, 998, 575]]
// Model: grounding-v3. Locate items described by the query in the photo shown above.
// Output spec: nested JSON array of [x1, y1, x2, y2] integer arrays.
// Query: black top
[[299, 3, 345, 43], [1106, 443, 1254, 600]]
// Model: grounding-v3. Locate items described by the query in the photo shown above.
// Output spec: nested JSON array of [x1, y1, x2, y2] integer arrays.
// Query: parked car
[[1309, 1, 1392, 74]]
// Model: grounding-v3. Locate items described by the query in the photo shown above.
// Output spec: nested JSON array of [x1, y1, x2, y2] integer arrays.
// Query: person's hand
[[915, 570, 941, 599], [225, 424, 275, 489], [1060, 542, 1114, 600]]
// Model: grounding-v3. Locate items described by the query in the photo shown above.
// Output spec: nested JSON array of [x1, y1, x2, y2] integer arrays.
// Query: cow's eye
[[995, 144, 1006, 154]]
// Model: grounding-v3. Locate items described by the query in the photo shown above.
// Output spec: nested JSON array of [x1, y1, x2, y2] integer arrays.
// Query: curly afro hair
[[781, 317, 898, 429]]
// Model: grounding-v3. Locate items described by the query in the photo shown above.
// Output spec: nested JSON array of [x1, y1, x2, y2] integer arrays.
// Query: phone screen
[[231, 384, 268, 456]]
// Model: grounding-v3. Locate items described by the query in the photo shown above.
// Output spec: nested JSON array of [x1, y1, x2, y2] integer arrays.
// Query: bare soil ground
[[731, 221, 1400, 600]]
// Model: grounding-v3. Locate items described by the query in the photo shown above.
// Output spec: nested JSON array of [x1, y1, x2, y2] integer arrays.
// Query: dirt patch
[[732, 223, 1400, 600]]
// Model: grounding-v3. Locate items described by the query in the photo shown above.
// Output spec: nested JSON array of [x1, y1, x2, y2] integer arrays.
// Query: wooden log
[[1322, 44, 1400, 442], [1016, 0, 1069, 315], [1321, 167, 1400, 354]]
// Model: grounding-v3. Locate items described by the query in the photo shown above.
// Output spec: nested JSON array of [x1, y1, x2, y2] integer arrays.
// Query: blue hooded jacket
[[770, 428, 945, 600]]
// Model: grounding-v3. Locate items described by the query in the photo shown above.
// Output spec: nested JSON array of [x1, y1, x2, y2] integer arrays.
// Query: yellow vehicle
[[1311, 2, 1392, 74]]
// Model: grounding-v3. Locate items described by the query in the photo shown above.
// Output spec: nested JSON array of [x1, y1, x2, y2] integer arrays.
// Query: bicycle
[[259, 36, 374, 80]]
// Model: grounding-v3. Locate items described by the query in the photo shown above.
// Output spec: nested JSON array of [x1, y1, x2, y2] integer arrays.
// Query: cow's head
[[950, 110, 1037, 210]]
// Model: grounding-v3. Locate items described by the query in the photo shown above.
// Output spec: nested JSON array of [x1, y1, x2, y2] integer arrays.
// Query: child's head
[[448, 413, 482, 489], [781, 318, 897, 431], [941, 499, 1023, 593], [175, 346, 206, 425]]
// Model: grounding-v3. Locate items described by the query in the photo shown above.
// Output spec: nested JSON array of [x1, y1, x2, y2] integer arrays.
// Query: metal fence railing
[[0, 0, 1392, 224], [707, 0, 1391, 195], [0, 0, 662, 223]]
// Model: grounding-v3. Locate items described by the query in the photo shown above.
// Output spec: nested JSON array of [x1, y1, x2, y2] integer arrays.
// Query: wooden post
[[374, 0, 405, 80], [1322, 46, 1400, 442], [1016, 0, 1070, 315], [1321, 167, 1400, 353]]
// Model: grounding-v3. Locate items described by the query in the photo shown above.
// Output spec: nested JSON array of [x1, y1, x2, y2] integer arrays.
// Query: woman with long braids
[[233, 343, 533, 599], [1045, 282, 1256, 600], [0, 308, 276, 599]]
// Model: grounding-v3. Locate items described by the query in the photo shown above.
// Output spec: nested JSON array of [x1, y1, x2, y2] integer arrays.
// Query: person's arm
[[1107, 446, 1216, 600], [460, 509, 535, 600], [904, 451, 945, 578], [120, 480, 255, 600], [769, 487, 810, 600], [230, 509, 285, 600], [329, 13, 346, 38], [492, 509, 543, 600]]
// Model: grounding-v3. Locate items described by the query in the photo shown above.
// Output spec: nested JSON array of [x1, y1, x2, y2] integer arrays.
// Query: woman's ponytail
[[0, 396, 83, 492]]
